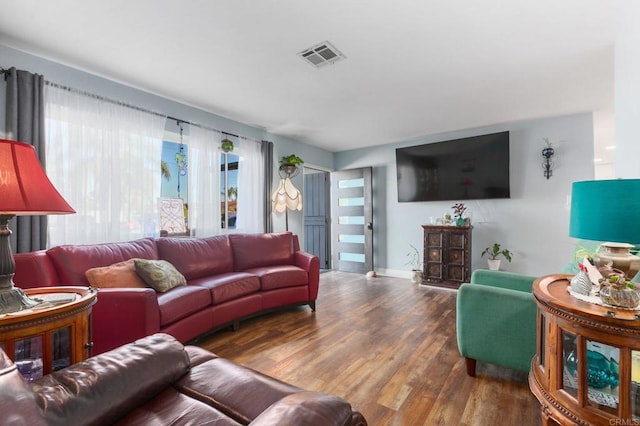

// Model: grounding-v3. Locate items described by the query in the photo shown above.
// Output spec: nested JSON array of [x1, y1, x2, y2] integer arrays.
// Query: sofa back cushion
[[13, 250, 60, 289], [157, 235, 234, 280], [31, 333, 189, 426], [229, 232, 295, 271], [47, 238, 158, 285]]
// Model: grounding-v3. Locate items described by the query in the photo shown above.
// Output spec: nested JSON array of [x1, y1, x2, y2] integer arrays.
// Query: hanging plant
[[279, 154, 304, 170], [221, 139, 234, 153]]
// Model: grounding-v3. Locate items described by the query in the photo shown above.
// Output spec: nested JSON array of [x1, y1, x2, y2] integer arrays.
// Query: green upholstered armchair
[[456, 269, 538, 376]]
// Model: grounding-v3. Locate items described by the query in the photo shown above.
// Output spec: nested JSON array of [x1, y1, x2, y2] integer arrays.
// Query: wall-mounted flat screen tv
[[396, 131, 510, 202]]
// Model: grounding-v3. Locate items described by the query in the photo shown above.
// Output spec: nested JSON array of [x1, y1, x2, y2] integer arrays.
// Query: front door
[[331, 167, 373, 273]]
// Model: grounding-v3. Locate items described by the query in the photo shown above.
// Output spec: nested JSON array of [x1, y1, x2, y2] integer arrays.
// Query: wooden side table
[[529, 274, 640, 425], [0, 286, 97, 381]]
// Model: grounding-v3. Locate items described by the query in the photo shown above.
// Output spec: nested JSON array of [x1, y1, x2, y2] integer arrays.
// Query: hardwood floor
[[196, 271, 541, 425]]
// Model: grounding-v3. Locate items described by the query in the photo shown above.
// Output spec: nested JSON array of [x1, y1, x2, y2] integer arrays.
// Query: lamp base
[[0, 214, 41, 313], [0, 279, 40, 313], [594, 242, 640, 280]]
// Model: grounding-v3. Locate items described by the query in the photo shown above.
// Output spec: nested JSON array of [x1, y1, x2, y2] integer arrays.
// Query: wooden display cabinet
[[421, 225, 472, 289], [0, 286, 97, 381], [530, 274, 640, 425]]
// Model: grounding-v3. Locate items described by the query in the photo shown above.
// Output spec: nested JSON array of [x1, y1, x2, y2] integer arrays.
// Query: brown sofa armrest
[[31, 334, 189, 426], [250, 391, 367, 426]]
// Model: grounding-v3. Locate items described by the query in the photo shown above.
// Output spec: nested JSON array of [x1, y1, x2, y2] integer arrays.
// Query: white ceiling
[[0, 1, 617, 153]]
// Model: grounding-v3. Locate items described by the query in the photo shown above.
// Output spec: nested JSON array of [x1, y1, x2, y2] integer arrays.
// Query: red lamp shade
[[0, 139, 75, 314], [0, 139, 75, 215]]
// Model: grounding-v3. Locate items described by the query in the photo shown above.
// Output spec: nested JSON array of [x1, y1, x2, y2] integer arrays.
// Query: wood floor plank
[[196, 271, 540, 425]]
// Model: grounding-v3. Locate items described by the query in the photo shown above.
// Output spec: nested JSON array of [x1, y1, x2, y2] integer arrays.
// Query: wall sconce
[[542, 138, 555, 179]]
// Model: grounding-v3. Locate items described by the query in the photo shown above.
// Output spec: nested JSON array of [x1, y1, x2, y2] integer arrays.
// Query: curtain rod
[[43, 79, 258, 143]]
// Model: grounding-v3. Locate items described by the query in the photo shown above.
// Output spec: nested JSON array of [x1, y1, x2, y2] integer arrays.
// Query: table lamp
[[0, 139, 75, 313], [569, 179, 640, 279]]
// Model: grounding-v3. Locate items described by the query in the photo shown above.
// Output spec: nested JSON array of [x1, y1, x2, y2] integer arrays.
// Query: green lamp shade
[[569, 179, 640, 244]]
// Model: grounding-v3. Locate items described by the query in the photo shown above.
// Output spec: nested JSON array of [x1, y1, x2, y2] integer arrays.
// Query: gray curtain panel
[[262, 140, 274, 233], [5, 67, 47, 252]]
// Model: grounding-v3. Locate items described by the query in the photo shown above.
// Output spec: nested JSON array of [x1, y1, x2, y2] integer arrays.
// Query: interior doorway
[[303, 167, 331, 270]]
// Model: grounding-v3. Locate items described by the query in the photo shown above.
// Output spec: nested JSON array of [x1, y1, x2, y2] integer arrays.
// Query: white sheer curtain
[[44, 85, 166, 245], [236, 138, 264, 233], [187, 125, 221, 237]]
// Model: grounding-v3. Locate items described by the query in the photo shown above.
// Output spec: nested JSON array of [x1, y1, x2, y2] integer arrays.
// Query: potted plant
[[406, 244, 424, 283], [481, 243, 512, 271], [451, 203, 467, 226], [599, 271, 640, 308], [279, 154, 304, 175], [221, 139, 234, 153]]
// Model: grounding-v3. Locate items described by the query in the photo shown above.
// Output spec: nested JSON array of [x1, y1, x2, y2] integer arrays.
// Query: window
[[160, 138, 189, 235], [220, 151, 239, 229], [44, 84, 165, 246]]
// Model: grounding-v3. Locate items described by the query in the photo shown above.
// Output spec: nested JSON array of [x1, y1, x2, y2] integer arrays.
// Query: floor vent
[[298, 41, 346, 68]]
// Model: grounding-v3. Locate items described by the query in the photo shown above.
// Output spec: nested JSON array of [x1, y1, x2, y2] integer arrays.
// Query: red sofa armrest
[[295, 251, 320, 301], [91, 288, 160, 355]]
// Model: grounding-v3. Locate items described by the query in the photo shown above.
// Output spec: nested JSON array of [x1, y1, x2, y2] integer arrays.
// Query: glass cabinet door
[[631, 350, 640, 422], [585, 340, 619, 416], [52, 327, 71, 371], [562, 330, 579, 399], [14, 336, 43, 382]]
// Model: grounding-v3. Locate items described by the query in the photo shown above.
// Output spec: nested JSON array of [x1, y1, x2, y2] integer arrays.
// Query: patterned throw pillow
[[133, 259, 187, 293], [85, 259, 148, 289]]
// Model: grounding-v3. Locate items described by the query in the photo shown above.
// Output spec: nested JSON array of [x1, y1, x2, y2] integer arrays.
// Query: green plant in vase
[[405, 244, 424, 283], [481, 243, 512, 271], [451, 203, 467, 226]]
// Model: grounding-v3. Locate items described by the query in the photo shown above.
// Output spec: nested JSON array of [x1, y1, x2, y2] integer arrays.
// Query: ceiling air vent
[[298, 41, 346, 68]]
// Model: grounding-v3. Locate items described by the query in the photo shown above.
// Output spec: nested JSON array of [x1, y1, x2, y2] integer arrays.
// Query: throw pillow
[[85, 259, 148, 289], [134, 259, 187, 293]]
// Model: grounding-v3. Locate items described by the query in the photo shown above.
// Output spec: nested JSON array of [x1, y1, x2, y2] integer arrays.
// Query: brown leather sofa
[[0, 333, 367, 425]]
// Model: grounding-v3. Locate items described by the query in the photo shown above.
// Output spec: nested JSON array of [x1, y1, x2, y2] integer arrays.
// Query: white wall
[[615, 1, 640, 178], [335, 113, 595, 277], [0, 44, 333, 243]]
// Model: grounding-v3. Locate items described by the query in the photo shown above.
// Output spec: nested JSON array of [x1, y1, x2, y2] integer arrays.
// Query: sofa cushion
[[134, 259, 187, 293], [47, 238, 158, 285], [85, 259, 148, 289], [30, 334, 189, 426], [251, 391, 355, 426], [229, 232, 294, 271], [117, 388, 242, 426], [191, 272, 260, 304], [157, 285, 212, 326], [175, 357, 302, 424], [157, 235, 234, 280], [248, 265, 309, 291]]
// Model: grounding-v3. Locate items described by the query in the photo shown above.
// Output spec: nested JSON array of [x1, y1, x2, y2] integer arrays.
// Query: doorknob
[[366, 222, 373, 230]]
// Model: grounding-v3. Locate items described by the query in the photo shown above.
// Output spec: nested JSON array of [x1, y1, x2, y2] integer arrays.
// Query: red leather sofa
[[13, 232, 319, 355], [0, 333, 367, 425]]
